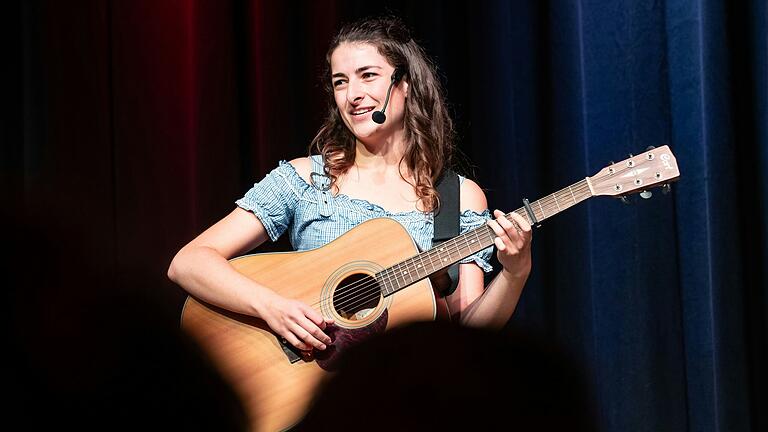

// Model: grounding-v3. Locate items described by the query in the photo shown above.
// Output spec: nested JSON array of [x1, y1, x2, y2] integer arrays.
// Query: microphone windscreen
[[371, 111, 386, 124]]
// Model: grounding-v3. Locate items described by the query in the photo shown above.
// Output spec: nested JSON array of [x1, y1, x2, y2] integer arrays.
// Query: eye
[[362, 72, 378, 80], [333, 79, 347, 88]]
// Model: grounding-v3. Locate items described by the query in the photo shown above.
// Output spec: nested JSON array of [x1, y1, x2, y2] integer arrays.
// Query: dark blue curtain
[[457, 1, 766, 431]]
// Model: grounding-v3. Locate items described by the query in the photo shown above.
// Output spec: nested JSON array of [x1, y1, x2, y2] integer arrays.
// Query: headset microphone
[[372, 67, 406, 124]]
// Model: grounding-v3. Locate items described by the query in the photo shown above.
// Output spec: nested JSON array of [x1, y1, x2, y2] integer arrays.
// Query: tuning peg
[[662, 184, 672, 194], [640, 190, 652, 199], [628, 153, 634, 158], [646, 145, 656, 151], [619, 196, 632, 205]]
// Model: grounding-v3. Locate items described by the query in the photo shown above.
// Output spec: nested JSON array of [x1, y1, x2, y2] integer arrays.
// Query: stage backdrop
[[9, 1, 766, 431]]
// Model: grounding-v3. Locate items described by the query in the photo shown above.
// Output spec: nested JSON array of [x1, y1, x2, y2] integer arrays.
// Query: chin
[[350, 123, 382, 139]]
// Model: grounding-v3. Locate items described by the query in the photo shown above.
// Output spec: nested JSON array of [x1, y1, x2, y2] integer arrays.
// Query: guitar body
[[181, 218, 438, 431]]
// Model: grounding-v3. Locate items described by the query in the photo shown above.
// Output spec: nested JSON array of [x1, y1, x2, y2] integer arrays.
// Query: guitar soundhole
[[333, 273, 381, 320]]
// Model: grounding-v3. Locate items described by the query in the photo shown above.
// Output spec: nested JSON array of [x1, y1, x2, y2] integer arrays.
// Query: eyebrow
[[331, 65, 382, 78]]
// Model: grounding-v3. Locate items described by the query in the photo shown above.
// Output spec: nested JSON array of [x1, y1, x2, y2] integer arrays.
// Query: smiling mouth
[[351, 107, 375, 116]]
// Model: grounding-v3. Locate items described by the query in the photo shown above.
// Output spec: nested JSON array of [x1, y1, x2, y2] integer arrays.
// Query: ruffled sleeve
[[458, 209, 495, 272], [235, 161, 312, 241]]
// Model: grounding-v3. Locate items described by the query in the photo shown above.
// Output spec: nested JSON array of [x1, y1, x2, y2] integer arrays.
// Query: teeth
[[352, 108, 373, 115]]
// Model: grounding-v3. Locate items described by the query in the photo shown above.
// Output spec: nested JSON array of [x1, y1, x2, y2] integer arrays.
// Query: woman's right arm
[[167, 208, 332, 351]]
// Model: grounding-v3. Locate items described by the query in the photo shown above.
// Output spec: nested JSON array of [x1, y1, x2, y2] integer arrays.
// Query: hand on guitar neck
[[489, 209, 533, 280]]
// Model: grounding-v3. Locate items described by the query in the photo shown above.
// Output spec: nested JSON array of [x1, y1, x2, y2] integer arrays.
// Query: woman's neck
[[354, 133, 407, 171]]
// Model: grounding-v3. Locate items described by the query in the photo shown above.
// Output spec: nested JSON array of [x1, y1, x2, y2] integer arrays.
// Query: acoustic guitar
[[181, 146, 680, 431]]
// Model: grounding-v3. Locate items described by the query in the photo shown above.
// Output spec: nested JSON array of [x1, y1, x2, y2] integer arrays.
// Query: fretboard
[[376, 178, 593, 296]]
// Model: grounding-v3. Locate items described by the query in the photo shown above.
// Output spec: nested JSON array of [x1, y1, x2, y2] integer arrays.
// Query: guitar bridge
[[278, 337, 313, 364]]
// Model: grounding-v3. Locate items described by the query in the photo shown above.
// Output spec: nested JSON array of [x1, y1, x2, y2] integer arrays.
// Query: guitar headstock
[[589, 145, 680, 197]]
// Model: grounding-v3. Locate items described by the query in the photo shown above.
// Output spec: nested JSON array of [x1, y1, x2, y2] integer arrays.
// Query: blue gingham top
[[235, 155, 494, 272]]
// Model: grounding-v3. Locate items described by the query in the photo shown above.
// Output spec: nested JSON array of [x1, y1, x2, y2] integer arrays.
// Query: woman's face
[[329, 42, 408, 141]]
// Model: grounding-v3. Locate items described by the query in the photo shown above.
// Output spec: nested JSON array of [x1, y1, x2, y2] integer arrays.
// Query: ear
[[402, 80, 409, 97]]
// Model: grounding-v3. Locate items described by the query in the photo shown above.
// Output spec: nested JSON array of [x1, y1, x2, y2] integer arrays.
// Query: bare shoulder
[[288, 157, 313, 184], [459, 178, 488, 212]]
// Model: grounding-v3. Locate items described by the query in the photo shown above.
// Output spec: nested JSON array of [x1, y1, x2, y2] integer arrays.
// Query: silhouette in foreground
[[295, 320, 597, 431]]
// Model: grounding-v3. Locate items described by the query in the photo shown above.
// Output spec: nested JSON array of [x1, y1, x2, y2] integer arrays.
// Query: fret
[[402, 262, 413, 287], [425, 250, 436, 274], [395, 262, 408, 289], [460, 232, 471, 257], [440, 242, 451, 266], [474, 229, 484, 251], [425, 250, 434, 275], [407, 257, 419, 284], [430, 247, 441, 273], [515, 207, 533, 226], [446, 238, 457, 262], [484, 224, 495, 244], [410, 256, 422, 283], [405, 260, 416, 285], [472, 229, 483, 256], [474, 229, 485, 252], [416, 252, 426, 280], [474, 229, 486, 251], [385, 186, 576, 297], [399, 262, 411, 287], [379, 273, 387, 296], [406, 262, 414, 287], [455, 236, 465, 259], [386, 268, 398, 294], [513, 209, 527, 226], [378, 271, 392, 296], [390, 264, 402, 291], [422, 250, 434, 275], [455, 235, 464, 259], [377, 164, 669, 297], [436, 242, 449, 268]]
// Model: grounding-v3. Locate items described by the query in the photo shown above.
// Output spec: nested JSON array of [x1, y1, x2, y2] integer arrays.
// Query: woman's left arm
[[445, 179, 532, 329]]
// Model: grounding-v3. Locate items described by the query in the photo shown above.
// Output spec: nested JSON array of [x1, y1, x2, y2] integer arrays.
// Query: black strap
[[433, 169, 460, 295]]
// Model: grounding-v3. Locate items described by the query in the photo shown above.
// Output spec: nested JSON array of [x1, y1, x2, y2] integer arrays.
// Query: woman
[[168, 16, 532, 353]]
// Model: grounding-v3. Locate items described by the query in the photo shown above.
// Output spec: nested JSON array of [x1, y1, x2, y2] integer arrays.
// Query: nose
[[346, 80, 365, 105]]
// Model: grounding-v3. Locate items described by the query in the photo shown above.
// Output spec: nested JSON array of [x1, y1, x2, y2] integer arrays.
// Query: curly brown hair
[[309, 16, 455, 212]]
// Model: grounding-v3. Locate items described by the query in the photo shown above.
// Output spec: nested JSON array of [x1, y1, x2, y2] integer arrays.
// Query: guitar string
[[312, 181, 596, 314], [314, 225, 491, 314], [322, 227, 500, 315], [322, 179, 592, 314], [313, 177, 604, 307], [313, 155, 672, 314], [313, 180, 596, 312], [309, 158, 668, 315], [319, 157, 671, 315], [321, 225, 498, 314], [313, 188, 559, 314]]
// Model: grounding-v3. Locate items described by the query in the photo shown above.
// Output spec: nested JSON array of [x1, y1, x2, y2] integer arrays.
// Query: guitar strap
[[433, 169, 460, 296]]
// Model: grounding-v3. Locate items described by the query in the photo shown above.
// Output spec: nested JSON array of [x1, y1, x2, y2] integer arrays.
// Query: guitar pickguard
[[314, 309, 388, 371]]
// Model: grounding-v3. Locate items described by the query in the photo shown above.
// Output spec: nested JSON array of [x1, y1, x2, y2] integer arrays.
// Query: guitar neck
[[376, 178, 593, 296]]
